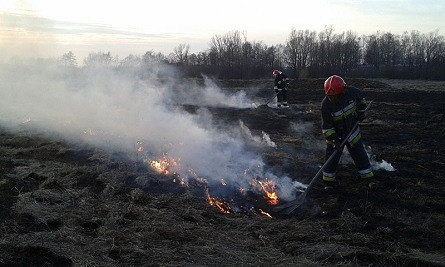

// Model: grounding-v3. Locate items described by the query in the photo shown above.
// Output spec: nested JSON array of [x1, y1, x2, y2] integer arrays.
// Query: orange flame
[[259, 209, 273, 218], [257, 179, 279, 205], [150, 159, 170, 175], [206, 188, 232, 214], [150, 155, 179, 175], [149, 152, 279, 215]]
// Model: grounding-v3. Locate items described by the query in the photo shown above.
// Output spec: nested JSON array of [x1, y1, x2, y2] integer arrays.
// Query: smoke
[[372, 160, 396, 171], [0, 59, 298, 201], [239, 120, 276, 148], [162, 75, 256, 108], [367, 146, 396, 171], [290, 121, 314, 137]]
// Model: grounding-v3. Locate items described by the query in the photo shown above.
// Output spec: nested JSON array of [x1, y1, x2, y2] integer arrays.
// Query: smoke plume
[[0, 59, 299, 200]]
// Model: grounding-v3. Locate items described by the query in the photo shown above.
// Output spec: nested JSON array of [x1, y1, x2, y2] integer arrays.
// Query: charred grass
[[1, 79, 445, 266]]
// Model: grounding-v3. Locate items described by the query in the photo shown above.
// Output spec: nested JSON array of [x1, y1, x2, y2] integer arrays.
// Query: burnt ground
[[1, 78, 445, 266]]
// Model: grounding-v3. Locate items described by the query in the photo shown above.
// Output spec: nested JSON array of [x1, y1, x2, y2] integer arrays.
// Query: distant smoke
[[163, 75, 256, 108], [0, 59, 298, 201], [239, 120, 276, 148]]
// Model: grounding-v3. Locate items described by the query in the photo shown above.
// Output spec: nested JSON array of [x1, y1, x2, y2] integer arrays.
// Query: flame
[[255, 179, 279, 205], [172, 178, 188, 186], [150, 159, 170, 175], [150, 154, 178, 175], [149, 152, 279, 216], [259, 209, 273, 218], [206, 188, 232, 214]]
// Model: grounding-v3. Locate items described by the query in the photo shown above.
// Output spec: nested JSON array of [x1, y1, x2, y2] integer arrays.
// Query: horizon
[[1, 0, 445, 62]]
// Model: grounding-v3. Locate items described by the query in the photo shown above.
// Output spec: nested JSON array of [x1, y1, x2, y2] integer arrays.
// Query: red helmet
[[273, 70, 281, 76], [324, 75, 346, 95]]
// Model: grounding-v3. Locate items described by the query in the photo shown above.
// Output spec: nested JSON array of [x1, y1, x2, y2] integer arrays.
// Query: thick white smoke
[[0, 59, 298, 200], [161, 75, 256, 108], [367, 146, 396, 171], [239, 120, 276, 148], [372, 159, 396, 171]]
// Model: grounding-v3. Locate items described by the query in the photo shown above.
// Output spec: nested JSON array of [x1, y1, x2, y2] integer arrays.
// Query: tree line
[[60, 27, 445, 80]]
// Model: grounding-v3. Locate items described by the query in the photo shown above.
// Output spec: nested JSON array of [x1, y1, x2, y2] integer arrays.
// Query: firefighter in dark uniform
[[321, 75, 374, 185], [273, 70, 289, 107]]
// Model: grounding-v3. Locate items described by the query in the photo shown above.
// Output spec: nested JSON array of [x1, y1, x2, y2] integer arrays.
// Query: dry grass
[[1, 78, 445, 266]]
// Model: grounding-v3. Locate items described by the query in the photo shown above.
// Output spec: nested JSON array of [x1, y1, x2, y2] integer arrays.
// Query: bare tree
[[83, 51, 116, 67], [316, 25, 336, 75], [118, 54, 141, 70], [209, 31, 243, 77], [424, 30, 444, 64], [181, 28, 445, 79], [341, 31, 361, 71], [285, 29, 317, 77], [209, 34, 225, 66], [365, 32, 382, 69], [172, 43, 190, 65], [61, 51, 77, 67]]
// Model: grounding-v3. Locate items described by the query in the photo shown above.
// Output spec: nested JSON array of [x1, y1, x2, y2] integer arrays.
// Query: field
[[1, 78, 444, 266]]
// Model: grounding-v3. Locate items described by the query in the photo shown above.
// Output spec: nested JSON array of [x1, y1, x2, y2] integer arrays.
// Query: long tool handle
[[277, 125, 356, 214], [272, 129, 349, 213], [264, 91, 281, 106], [274, 101, 372, 214]]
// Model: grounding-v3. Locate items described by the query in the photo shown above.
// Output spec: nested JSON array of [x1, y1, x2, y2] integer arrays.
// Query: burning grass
[[1, 79, 445, 266], [141, 153, 282, 217]]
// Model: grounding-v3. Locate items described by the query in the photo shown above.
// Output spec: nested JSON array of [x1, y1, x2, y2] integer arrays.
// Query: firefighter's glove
[[334, 139, 343, 150], [357, 113, 366, 122], [327, 132, 338, 143], [327, 133, 342, 149]]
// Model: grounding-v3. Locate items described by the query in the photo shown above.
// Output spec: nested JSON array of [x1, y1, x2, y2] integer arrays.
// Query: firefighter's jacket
[[274, 73, 289, 90], [321, 86, 367, 146]]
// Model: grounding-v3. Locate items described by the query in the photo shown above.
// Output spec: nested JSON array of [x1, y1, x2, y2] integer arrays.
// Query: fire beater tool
[[273, 101, 372, 214], [259, 91, 281, 107], [257, 91, 288, 118]]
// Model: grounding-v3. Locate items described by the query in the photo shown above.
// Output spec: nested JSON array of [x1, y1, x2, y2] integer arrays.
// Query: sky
[[1, 0, 445, 62]]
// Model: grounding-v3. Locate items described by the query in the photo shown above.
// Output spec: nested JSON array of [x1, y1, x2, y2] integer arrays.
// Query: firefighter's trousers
[[275, 89, 288, 107], [323, 138, 373, 181]]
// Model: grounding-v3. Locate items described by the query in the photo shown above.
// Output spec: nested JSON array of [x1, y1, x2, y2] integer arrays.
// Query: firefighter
[[321, 75, 374, 187], [273, 70, 290, 107]]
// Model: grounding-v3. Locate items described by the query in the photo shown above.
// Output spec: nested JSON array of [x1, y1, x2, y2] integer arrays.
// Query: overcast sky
[[1, 0, 444, 61]]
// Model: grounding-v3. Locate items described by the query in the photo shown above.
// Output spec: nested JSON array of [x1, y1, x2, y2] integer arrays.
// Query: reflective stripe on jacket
[[321, 86, 367, 146], [274, 73, 289, 89]]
